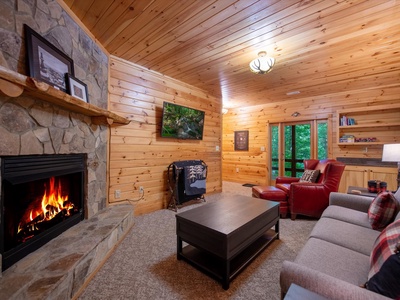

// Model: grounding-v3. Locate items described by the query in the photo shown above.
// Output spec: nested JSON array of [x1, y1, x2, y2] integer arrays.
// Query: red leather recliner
[[275, 159, 345, 220]]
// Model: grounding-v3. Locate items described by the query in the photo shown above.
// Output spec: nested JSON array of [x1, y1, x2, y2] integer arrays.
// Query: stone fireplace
[[0, 72, 133, 298], [0, 2, 133, 297], [0, 93, 110, 269]]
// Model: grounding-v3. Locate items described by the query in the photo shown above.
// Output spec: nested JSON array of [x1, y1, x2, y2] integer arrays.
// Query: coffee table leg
[[177, 236, 182, 260], [222, 260, 230, 290], [275, 220, 280, 240]]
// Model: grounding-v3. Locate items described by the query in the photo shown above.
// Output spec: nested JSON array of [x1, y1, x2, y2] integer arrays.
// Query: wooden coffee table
[[176, 194, 280, 289]]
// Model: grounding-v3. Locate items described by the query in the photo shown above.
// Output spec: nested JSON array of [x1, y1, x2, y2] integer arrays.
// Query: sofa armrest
[[329, 192, 374, 213], [276, 176, 300, 184], [280, 261, 390, 300]]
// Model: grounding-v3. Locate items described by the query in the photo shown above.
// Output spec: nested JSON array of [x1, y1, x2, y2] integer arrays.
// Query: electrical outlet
[[139, 186, 144, 193], [114, 190, 121, 199], [236, 167, 239, 173]]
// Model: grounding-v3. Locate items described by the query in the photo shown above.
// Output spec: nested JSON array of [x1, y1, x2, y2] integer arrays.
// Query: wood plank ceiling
[[63, 0, 400, 109]]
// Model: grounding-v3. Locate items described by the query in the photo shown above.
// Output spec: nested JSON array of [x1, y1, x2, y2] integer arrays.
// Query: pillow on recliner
[[368, 192, 398, 230], [299, 169, 320, 183]]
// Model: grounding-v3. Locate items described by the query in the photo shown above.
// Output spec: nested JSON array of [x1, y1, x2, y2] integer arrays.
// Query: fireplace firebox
[[1, 154, 85, 271]]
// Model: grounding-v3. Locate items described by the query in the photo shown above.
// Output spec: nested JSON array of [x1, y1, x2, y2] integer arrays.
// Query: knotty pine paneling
[[222, 86, 400, 186], [64, 0, 400, 109], [109, 56, 222, 215]]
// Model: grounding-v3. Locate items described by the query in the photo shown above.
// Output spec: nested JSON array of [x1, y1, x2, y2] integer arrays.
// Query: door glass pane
[[270, 120, 328, 181], [271, 125, 279, 179], [295, 124, 311, 177], [284, 125, 292, 176], [317, 122, 328, 159], [284, 124, 310, 177]]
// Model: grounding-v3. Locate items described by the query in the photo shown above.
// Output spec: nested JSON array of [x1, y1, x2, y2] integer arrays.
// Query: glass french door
[[270, 120, 328, 181]]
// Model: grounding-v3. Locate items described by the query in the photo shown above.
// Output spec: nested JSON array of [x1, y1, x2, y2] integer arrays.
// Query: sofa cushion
[[369, 219, 400, 279], [321, 205, 372, 228], [368, 192, 398, 230], [366, 251, 400, 299], [310, 217, 380, 256], [294, 238, 370, 286], [299, 169, 320, 183]]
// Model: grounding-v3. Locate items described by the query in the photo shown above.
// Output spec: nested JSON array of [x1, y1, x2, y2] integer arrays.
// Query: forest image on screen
[[161, 102, 205, 140]]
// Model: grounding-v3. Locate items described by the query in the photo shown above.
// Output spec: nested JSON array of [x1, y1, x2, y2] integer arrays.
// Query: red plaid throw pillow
[[368, 192, 398, 230], [369, 219, 400, 279]]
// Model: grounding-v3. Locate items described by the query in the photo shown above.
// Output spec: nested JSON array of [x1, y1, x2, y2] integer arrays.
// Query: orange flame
[[18, 177, 74, 235]]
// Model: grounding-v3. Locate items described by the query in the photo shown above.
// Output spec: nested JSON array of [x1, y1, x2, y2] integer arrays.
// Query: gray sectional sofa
[[280, 191, 400, 300]]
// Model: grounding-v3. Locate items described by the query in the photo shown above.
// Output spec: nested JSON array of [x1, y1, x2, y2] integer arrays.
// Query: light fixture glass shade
[[249, 51, 275, 74], [382, 144, 400, 162]]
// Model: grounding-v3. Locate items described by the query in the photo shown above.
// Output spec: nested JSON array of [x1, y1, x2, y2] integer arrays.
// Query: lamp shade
[[249, 51, 275, 74], [382, 144, 400, 162]]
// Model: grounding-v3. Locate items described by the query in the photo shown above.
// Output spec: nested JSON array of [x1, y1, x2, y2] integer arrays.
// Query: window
[[270, 120, 328, 180]]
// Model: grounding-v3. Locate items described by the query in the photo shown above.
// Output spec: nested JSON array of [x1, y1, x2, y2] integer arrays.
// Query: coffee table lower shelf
[[178, 229, 278, 289]]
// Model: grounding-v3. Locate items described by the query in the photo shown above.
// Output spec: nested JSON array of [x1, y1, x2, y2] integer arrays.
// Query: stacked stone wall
[[0, 0, 110, 218]]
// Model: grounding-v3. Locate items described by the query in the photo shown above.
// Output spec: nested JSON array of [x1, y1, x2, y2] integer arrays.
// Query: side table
[[347, 186, 377, 198]]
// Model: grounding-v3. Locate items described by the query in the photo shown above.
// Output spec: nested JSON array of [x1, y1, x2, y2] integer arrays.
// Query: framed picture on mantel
[[66, 74, 89, 103], [24, 24, 74, 92], [234, 130, 249, 151]]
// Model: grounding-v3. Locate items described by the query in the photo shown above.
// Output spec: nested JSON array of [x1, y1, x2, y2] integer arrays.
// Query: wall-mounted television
[[161, 101, 205, 140]]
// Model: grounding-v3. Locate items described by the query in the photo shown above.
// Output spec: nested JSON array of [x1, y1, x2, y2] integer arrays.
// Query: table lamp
[[382, 143, 400, 189]]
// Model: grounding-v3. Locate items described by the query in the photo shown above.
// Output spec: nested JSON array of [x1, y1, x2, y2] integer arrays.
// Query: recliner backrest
[[303, 159, 337, 184]]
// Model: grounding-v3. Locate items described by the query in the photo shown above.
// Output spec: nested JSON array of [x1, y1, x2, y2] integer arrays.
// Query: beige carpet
[[77, 182, 317, 300]]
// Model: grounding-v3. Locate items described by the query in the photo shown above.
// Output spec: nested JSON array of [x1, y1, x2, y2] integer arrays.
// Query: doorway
[[270, 120, 328, 182]]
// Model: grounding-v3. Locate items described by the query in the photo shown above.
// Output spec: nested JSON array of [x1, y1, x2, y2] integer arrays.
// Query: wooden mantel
[[0, 65, 130, 125]]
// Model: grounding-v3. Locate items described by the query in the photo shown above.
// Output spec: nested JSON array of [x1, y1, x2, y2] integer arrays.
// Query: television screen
[[161, 102, 205, 140]]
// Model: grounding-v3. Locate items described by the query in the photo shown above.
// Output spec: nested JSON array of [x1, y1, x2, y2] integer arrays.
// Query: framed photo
[[66, 74, 89, 103], [234, 130, 249, 151], [24, 24, 74, 92]]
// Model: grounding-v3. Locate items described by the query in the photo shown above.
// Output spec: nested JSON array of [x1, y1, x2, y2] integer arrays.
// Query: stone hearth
[[0, 204, 134, 300]]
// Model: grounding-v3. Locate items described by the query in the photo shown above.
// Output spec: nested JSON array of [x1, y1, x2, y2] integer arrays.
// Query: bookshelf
[[337, 104, 400, 146]]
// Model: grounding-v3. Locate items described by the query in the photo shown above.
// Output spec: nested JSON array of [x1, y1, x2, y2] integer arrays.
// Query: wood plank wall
[[222, 86, 400, 186], [108, 57, 222, 215]]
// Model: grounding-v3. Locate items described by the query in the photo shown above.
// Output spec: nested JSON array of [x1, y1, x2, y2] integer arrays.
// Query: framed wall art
[[66, 74, 89, 103], [234, 130, 249, 151], [24, 24, 74, 92]]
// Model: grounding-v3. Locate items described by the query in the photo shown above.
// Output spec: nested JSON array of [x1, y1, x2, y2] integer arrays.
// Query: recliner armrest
[[276, 177, 300, 184], [329, 192, 373, 213]]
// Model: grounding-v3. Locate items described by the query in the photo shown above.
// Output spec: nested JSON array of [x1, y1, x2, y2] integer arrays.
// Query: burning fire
[[18, 177, 74, 237]]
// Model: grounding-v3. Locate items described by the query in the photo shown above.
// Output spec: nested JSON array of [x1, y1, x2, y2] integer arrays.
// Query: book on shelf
[[340, 116, 356, 126]]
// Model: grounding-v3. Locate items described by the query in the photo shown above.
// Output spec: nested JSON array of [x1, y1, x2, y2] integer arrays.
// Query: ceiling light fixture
[[249, 51, 275, 74]]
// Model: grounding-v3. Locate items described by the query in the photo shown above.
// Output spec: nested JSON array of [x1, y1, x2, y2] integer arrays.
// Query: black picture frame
[[24, 24, 74, 92], [234, 130, 249, 151], [66, 74, 89, 103]]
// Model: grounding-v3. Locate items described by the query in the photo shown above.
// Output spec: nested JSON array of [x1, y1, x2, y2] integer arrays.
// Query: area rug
[[77, 191, 316, 300]]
